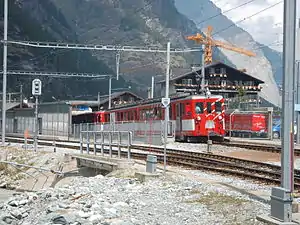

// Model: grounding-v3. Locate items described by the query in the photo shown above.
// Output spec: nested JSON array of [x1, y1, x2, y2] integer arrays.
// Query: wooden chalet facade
[[157, 62, 265, 109]]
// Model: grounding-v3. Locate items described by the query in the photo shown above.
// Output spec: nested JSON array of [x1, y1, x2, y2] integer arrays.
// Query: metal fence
[[80, 130, 132, 159], [72, 120, 175, 145], [1, 114, 69, 137]]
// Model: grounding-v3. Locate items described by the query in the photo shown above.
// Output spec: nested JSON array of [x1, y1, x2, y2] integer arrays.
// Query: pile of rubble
[[0, 172, 269, 225]]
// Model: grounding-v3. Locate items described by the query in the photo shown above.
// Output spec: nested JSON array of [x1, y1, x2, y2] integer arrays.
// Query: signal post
[[32, 79, 42, 152]]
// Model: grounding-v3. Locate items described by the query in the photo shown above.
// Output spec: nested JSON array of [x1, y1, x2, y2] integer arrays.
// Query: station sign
[[161, 98, 170, 107]]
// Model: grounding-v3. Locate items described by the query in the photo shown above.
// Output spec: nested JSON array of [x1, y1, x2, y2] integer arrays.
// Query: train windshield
[[215, 102, 222, 112], [195, 102, 204, 114]]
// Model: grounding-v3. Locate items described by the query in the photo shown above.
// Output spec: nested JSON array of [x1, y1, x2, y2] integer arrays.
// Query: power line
[[9, 1, 155, 67], [5, 40, 201, 53], [212, 1, 283, 37], [194, 0, 258, 27], [0, 70, 111, 78]]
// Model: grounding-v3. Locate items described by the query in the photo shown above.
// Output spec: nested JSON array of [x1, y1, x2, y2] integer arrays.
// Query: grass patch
[[0, 148, 37, 180], [185, 191, 248, 206], [190, 188, 202, 194]]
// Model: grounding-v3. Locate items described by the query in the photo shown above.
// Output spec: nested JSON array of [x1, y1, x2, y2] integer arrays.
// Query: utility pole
[[20, 85, 23, 108], [201, 44, 205, 92], [108, 77, 112, 110], [296, 18, 300, 144], [259, 0, 297, 223], [116, 52, 120, 80], [2, 0, 8, 146], [108, 76, 113, 131], [97, 92, 100, 111], [163, 42, 171, 173], [32, 79, 42, 152], [151, 76, 154, 98]]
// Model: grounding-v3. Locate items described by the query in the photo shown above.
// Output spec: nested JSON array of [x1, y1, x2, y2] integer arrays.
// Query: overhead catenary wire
[[193, 0, 258, 27], [212, 1, 283, 37], [7, 1, 283, 78], [8, 1, 155, 69]]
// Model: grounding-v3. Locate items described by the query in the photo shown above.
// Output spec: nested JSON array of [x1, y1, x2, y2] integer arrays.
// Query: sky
[[210, 0, 300, 52]]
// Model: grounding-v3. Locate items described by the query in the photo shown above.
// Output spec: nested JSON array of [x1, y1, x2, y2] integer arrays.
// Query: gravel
[[0, 143, 273, 225], [0, 172, 269, 225], [164, 140, 249, 154], [182, 169, 273, 191], [266, 158, 300, 169]]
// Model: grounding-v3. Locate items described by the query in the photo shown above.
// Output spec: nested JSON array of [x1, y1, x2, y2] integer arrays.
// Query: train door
[[214, 101, 224, 135]]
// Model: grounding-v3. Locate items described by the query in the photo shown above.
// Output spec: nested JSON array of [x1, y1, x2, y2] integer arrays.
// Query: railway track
[[217, 140, 300, 156], [3, 135, 300, 190]]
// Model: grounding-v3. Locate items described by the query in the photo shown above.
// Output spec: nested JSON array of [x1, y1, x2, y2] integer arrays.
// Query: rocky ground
[[0, 143, 272, 225]]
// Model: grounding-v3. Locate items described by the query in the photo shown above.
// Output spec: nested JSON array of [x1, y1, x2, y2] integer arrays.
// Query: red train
[[72, 93, 226, 142], [72, 93, 270, 142], [224, 111, 269, 137]]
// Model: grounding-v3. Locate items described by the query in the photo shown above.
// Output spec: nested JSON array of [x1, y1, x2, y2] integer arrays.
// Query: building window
[[209, 67, 215, 75], [220, 68, 226, 74]]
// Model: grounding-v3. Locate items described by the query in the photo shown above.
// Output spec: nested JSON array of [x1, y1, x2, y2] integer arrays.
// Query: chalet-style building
[[157, 62, 265, 109]]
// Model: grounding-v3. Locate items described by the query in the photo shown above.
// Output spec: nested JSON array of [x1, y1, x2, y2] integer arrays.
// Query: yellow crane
[[186, 26, 256, 65]]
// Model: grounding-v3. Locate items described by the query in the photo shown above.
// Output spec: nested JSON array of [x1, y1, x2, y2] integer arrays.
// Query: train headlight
[[218, 115, 222, 120], [196, 116, 201, 121]]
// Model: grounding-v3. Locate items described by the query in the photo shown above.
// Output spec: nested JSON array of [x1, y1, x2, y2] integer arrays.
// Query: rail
[[80, 130, 133, 160]]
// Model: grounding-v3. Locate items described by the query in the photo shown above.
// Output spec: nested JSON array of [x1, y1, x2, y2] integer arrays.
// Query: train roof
[[108, 93, 224, 111]]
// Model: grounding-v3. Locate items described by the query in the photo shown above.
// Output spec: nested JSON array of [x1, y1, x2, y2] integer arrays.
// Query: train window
[[157, 108, 162, 119], [105, 114, 110, 122], [207, 102, 212, 113], [127, 112, 131, 121], [195, 102, 204, 114], [215, 102, 222, 112], [180, 103, 184, 116], [185, 103, 191, 116]]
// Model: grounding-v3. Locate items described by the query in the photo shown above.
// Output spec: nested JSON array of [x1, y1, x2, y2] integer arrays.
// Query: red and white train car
[[170, 95, 225, 142], [72, 93, 226, 142], [224, 111, 268, 137]]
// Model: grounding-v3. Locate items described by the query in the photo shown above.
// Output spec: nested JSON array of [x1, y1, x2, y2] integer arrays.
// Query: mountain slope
[[174, 0, 282, 107], [259, 44, 283, 86], [0, 0, 282, 104], [0, 0, 125, 101], [49, 0, 237, 94]]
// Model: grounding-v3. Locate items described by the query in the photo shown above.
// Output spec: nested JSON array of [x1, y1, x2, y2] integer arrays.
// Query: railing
[[80, 130, 133, 160]]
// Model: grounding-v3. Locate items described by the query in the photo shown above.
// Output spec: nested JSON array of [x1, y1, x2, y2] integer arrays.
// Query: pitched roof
[[66, 91, 143, 107], [0, 102, 30, 110], [157, 61, 264, 84]]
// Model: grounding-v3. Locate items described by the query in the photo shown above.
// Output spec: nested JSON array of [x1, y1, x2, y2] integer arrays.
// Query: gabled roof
[[67, 91, 143, 107], [0, 102, 30, 111], [157, 61, 264, 84]]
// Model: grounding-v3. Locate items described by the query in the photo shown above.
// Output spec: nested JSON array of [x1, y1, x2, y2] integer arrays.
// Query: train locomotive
[[72, 93, 226, 142]]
